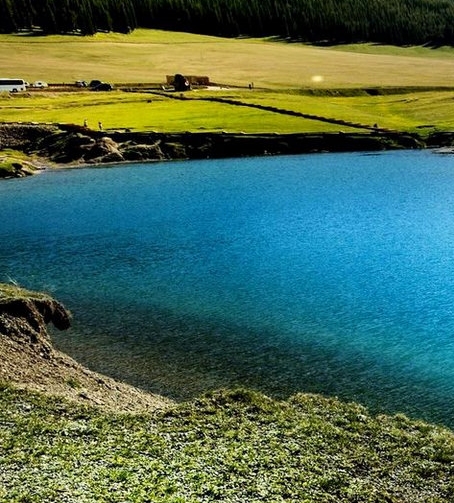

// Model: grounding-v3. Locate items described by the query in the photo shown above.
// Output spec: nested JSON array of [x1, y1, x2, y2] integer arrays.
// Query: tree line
[[1, 0, 454, 46]]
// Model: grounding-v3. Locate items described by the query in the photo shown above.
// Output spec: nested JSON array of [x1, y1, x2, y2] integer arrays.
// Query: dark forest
[[1, 0, 454, 46]]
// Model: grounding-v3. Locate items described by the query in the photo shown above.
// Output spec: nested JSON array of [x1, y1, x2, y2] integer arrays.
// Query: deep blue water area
[[2, 151, 454, 426]]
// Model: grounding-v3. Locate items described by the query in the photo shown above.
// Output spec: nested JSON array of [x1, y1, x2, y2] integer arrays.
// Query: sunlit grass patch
[[0, 91, 359, 133], [214, 90, 454, 132], [0, 149, 39, 178], [1, 386, 454, 502], [0, 282, 50, 301], [1, 88, 454, 133]]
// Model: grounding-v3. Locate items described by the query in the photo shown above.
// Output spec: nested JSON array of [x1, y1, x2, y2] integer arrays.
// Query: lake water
[[1, 151, 454, 427]]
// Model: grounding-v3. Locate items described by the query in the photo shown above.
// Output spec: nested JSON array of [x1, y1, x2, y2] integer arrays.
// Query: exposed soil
[[2, 122, 447, 179], [0, 284, 171, 412]]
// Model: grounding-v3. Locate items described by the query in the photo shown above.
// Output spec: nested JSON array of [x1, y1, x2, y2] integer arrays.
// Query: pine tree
[[0, 0, 16, 33]]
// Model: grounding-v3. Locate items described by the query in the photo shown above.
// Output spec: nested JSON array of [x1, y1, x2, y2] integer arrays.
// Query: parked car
[[75, 80, 87, 87], [88, 80, 102, 88], [91, 82, 113, 91], [32, 81, 48, 88]]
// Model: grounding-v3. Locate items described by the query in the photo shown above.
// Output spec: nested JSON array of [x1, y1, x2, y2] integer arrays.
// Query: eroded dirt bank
[[2, 123, 452, 177], [0, 283, 171, 412]]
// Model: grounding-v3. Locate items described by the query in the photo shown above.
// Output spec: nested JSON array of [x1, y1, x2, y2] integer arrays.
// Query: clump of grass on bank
[[1, 384, 453, 502], [0, 282, 52, 302], [0, 149, 38, 178]]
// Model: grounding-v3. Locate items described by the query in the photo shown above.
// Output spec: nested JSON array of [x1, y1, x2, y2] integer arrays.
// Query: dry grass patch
[[1, 30, 454, 88]]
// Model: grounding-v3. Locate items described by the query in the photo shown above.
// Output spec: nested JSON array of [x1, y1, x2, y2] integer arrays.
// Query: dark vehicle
[[91, 82, 113, 91], [173, 73, 190, 92], [88, 79, 102, 88]]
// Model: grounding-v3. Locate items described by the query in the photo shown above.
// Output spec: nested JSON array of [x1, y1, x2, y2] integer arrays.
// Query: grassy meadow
[[2, 384, 454, 503], [0, 92, 360, 133], [2, 30, 454, 88], [1, 29, 454, 133], [2, 88, 454, 133]]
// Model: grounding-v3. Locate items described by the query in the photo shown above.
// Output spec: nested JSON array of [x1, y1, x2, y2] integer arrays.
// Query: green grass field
[[2, 88, 453, 133], [2, 384, 454, 503], [0, 92, 360, 133], [1, 29, 454, 134]]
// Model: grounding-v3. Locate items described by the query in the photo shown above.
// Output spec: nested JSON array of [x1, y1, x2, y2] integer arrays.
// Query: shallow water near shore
[[2, 151, 454, 426]]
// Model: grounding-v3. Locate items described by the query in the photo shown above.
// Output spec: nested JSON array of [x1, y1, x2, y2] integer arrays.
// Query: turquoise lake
[[1, 151, 454, 426]]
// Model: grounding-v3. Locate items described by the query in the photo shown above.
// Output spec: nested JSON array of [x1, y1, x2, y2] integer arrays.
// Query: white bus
[[0, 78, 27, 92]]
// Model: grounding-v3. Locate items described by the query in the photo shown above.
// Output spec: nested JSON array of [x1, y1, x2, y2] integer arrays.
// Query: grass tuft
[[0, 282, 51, 302]]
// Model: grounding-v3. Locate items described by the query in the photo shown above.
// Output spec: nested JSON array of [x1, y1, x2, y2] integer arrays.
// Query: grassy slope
[[1, 30, 454, 88], [235, 90, 454, 132], [1, 384, 454, 503]]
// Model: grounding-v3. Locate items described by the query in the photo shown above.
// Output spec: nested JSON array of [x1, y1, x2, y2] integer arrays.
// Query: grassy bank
[[1, 384, 454, 502], [1, 283, 453, 503], [0, 149, 39, 178], [0, 92, 358, 133]]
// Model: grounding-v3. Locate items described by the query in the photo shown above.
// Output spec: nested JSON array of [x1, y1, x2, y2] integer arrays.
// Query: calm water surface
[[1, 151, 454, 426]]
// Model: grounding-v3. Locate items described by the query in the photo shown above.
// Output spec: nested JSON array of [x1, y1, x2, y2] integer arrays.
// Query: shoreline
[[0, 283, 171, 412], [2, 122, 454, 177]]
